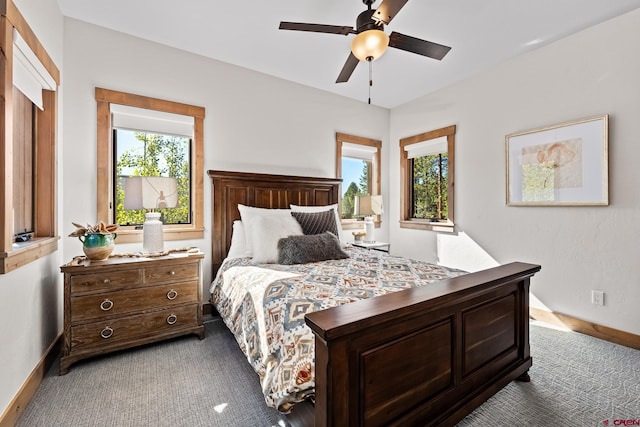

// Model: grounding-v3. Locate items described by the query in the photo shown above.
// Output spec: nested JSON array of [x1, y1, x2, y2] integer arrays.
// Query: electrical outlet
[[591, 290, 604, 306]]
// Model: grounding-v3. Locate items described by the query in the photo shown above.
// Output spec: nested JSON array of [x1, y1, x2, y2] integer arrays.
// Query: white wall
[[389, 9, 640, 335], [0, 0, 64, 416], [61, 18, 390, 292]]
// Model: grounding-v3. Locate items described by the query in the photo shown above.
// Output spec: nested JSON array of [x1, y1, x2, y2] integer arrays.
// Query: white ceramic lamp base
[[143, 212, 164, 253], [363, 216, 375, 243]]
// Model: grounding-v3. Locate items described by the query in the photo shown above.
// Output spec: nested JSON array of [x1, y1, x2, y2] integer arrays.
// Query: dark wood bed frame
[[208, 170, 541, 427]]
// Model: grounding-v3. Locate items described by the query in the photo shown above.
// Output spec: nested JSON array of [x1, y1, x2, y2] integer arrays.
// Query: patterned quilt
[[209, 246, 466, 413]]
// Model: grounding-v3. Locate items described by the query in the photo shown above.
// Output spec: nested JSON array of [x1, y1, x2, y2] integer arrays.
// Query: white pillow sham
[[226, 220, 252, 259], [290, 203, 346, 247], [237, 204, 303, 263]]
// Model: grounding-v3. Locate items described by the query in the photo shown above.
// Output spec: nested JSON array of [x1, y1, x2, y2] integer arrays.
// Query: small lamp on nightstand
[[354, 195, 383, 243], [124, 176, 178, 253]]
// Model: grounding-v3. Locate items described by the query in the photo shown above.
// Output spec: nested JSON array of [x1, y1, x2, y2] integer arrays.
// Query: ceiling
[[57, 0, 640, 109]]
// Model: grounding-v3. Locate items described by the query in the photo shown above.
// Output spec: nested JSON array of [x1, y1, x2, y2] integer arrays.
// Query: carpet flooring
[[15, 319, 640, 427]]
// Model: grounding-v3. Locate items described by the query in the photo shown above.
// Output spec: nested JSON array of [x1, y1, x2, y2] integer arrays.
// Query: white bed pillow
[[290, 203, 346, 247], [237, 204, 303, 263], [226, 220, 252, 259]]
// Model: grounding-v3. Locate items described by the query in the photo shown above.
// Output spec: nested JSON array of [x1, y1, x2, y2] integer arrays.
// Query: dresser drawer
[[144, 261, 198, 284], [70, 269, 143, 294], [70, 304, 198, 351], [71, 281, 198, 323]]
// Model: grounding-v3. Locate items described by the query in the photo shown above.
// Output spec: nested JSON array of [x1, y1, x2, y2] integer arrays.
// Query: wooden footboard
[[305, 262, 540, 427]]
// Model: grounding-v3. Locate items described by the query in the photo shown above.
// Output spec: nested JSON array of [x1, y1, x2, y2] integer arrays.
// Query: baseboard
[[0, 332, 62, 427], [530, 307, 640, 350]]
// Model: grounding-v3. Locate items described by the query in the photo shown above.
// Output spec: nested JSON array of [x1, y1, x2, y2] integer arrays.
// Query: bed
[[208, 169, 541, 427]]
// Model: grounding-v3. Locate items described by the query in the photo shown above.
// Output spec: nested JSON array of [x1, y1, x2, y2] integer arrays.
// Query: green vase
[[79, 233, 116, 260]]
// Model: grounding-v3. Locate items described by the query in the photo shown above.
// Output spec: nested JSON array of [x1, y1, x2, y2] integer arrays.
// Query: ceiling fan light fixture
[[351, 29, 389, 61]]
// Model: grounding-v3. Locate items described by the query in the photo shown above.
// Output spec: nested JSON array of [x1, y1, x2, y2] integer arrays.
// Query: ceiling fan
[[279, 0, 452, 84]]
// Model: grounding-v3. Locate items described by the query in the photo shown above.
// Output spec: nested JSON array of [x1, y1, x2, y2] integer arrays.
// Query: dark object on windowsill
[[15, 232, 33, 242]]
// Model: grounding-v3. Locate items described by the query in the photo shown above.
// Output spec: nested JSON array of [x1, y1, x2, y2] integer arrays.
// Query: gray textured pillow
[[277, 232, 349, 265], [291, 209, 339, 236]]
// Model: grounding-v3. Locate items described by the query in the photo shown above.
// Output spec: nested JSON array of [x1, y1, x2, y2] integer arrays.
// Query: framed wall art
[[506, 115, 608, 206]]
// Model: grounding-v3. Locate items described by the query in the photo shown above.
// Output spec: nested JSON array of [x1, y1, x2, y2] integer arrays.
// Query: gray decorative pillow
[[277, 232, 349, 265], [290, 209, 339, 236]]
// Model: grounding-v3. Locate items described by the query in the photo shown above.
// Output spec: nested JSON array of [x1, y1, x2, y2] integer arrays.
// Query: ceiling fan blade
[[372, 0, 409, 25], [279, 22, 353, 35], [388, 31, 451, 60], [336, 53, 359, 83]]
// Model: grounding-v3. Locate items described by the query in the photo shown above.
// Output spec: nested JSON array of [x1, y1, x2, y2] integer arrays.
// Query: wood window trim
[[335, 132, 382, 231], [399, 125, 456, 232], [0, 0, 60, 274], [95, 88, 205, 244]]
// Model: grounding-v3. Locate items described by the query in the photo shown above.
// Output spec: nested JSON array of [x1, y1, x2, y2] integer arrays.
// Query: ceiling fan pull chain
[[368, 56, 373, 105]]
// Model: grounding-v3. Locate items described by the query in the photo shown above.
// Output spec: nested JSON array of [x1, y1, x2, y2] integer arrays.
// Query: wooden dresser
[[59, 252, 205, 374]]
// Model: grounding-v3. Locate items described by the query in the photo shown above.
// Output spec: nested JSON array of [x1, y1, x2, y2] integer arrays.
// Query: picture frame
[[506, 115, 608, 206]]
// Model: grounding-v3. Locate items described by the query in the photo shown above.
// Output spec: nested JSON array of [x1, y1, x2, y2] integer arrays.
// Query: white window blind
[[404, 136, 447, 159], [111, 104, 194, 137], [342, 142, 377, 161], [12, 29, 56, 110]]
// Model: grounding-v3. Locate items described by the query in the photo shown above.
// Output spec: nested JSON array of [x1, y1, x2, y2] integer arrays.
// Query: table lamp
[[123, 176, 178, 253], [354, 195, 383, 243]]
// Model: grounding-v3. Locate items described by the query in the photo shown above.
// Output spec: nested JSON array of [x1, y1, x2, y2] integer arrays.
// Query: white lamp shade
[[351, 29, 389, 61], [354, 195, 384, 216], [123, 176, 178, 210]]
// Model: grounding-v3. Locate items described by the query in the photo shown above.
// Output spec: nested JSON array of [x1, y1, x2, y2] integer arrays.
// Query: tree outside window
[[341, 159, 370, 219], [115, 129, 191, 225], [411, 153, 448, 220]]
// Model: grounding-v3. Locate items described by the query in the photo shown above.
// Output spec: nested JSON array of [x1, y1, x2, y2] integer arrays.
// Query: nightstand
[[59, 252, 205, 375], [351, 241, 390, 253]]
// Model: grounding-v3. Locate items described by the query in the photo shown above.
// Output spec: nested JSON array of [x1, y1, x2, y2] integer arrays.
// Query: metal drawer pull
[[100, 299, 114, 311], [166, 314, 178, 325], [169, 270, 176, 276], [102, 278, 110, 284], [101, 326, 114, 339], [166, 289, 178, 300]]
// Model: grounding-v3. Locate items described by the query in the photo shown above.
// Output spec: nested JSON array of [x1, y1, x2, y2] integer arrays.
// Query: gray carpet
[[16, 319, 640, 427], [17, 318, 285, 427], [460, 321, 640, 426]]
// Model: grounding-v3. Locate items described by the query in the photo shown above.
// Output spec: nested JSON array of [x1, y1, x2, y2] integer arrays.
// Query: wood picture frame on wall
[[506, 115, 609, 206]]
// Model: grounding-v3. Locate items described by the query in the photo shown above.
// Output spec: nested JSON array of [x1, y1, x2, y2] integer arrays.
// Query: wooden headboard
[[207, 170, 342, 275]]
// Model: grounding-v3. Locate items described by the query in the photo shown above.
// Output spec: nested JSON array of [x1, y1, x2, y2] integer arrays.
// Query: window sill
[[0, 236, 60, 274], [399, 219, 454, 233], [113, 227, 205, 244], [340, 220, 381, 231]]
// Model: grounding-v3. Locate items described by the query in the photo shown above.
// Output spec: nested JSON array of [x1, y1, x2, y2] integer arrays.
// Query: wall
[[0, 0, 65, 417], [389, 9, 640, 335], [61, 18, 390, 294]]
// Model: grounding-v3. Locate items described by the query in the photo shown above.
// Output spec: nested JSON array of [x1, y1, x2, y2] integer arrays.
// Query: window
[[96, 88, 205, 243], [400, 125, 456, 231], [111, 104, 193, 226], [335, 132, 381, 230], [13, 89, 35, 239], [1, 5, 60, 274]]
